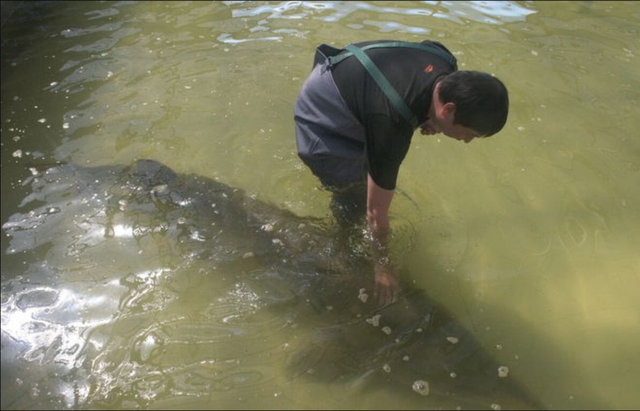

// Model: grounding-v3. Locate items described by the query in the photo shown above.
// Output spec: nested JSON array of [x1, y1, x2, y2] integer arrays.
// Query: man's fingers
[[379, 286, 393, 307], [376, 284, 385, 306]]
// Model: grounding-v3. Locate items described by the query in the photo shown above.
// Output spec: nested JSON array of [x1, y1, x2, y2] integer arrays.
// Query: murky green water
[[1, 1, 639, 409]]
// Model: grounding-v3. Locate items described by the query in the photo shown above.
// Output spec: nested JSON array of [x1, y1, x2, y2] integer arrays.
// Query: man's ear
[[443, 102, 456, 119]]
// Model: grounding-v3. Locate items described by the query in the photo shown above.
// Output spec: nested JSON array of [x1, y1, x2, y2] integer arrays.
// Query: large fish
[[1, 160, 540, 409]]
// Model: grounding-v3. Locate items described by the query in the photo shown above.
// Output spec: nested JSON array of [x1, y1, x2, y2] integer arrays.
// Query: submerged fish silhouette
[[1, 160, 541, 409]]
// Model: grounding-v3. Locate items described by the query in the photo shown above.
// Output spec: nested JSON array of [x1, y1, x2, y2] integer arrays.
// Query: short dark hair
[[437, 71, 509, 136]]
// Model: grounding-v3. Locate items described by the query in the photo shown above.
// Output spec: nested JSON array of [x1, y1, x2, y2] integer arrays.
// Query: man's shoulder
[[420, 40, 454, 56], [351, 39, 453, 55]]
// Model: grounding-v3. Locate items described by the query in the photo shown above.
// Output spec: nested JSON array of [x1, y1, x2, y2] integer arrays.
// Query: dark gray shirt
[[331, 40, 456, 190]]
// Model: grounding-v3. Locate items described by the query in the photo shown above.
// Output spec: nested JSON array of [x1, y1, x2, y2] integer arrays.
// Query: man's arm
[[367, 174, 400, 306]]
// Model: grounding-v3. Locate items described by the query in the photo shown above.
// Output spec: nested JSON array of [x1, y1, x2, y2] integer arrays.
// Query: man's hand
[[367, 175, 398, 306], [374, 261, 400, 306]]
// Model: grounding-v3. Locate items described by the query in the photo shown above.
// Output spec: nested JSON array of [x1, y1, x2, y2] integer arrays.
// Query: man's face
[[421, 102, 481, 143], [422, 87, 482, 143]]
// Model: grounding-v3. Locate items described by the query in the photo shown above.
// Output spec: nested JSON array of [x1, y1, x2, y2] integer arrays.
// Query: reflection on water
[[230, 1, 536, 26], [2, 1, 639, 410]]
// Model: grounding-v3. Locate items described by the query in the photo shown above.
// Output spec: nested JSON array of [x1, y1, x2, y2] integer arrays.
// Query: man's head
[[422, 71, 509, 143]]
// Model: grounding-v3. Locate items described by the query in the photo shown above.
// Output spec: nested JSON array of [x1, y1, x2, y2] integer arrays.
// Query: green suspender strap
[[328, 42, 458, 128], [343, 44, 418, 128]]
